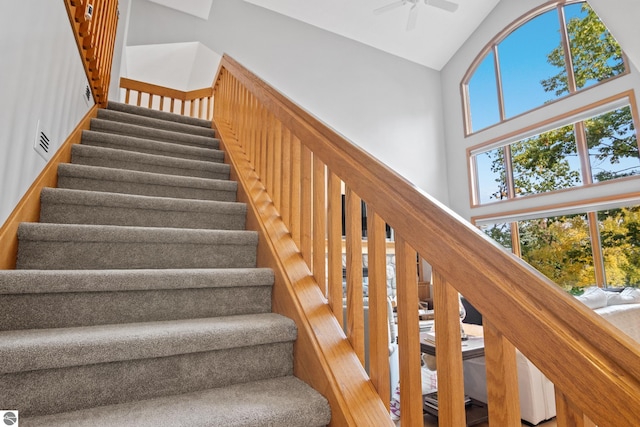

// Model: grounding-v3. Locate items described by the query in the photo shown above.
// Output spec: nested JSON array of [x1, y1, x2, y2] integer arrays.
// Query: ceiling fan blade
[[373, 0, 406, 15], [425, 0, 458, 13], [406, 3, 418, 31]]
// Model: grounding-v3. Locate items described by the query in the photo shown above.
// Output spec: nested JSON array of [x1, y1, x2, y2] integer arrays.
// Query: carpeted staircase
[[0, 102, 331, 426]]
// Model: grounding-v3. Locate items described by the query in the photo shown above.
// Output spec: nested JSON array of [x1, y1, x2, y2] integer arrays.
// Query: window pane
[[564, 2, 625, 92], [475, 147, 507, 204], [518, 214, 595, 289], [511, 124, 582, 197], [585, 105, 640, 182], [468, 51, 500, 132], [499, 9, 564, 118], [598, 206, 640, 287], [480, 223, 512, 250]]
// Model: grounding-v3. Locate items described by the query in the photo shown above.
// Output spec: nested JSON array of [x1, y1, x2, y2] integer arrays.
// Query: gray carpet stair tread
[[41, 187, 243, 215], [0, 268, 274, 294], [58, 163, 235, 190], [107, 101, 213, 129], [97, 108, 216, 138], [81, 130, 225, 162], [0, 313, 296, 373], [40, 187, 245, 229], [91, 118, 217, 150], [17, 223, 257, 245], [72, 144, 229, 179], [58, 163, 237, 193], [23, 376, 331, 427], [16, 224, 258, 270]]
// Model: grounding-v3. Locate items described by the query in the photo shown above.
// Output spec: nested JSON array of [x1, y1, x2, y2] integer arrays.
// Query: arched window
[[463, 1, 640, 290], [463, 1, 627, 134]]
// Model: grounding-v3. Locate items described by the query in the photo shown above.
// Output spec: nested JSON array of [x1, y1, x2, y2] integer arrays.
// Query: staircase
[[0, 102, 331, 426]]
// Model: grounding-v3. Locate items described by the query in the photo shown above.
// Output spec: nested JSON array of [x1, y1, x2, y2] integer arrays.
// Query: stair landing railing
[[119, 77, 214, 121], [208, 54, 640, 427]]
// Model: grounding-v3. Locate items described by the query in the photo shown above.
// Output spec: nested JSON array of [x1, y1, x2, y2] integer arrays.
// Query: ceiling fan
[[374, 0, 459, 31]]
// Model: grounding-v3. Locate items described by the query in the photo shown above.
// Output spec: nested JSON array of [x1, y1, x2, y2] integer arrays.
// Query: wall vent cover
[[33, 120, 53, 161], [84, 84, 93, 106]]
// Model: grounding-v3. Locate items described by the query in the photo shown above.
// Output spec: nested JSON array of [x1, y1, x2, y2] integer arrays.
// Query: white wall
[[440, 0, 640, 221], [125, 0, 450, 204], [0, 1, 93, 226], [123, 41, 221, 92]]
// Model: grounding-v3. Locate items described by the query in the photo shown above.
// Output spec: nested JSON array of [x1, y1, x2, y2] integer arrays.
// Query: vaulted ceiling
[[148, 0, 500, 70]]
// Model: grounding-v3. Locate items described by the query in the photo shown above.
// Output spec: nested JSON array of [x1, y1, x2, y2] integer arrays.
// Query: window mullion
[[493, 45, 506, 121], [573, 121, 592, 185], [510, 222, 522, 258], [587, 211, 606, 287], [503, 145, 516, 199], [558, 4, 578, 94]]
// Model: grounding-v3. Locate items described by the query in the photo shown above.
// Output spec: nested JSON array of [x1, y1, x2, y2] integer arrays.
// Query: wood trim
[[0, 105, 99, 269], [471, 189, 640, 224]]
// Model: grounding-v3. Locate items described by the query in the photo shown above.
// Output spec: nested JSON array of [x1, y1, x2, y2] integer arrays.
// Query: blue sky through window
[[498, 9, 563, 118]]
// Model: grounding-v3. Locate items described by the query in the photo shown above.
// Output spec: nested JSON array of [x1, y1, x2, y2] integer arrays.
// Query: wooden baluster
[[555, 389, 588, 427], [148, 93, 153, 109], [206, 96, 212, 120], [367, 208, 391, 409], [199, 98, 204, 119], [327, 171, 343, 324], [290, 136, 302, 248], [395, 235, 422, 426], [432, 270, 466, 426], [159, 96, 165, 112], [248, 97, 257, 170], [170, 98, 175, 114], [345, 186, 364, 365], [262, 111, 276, 195], [180, 100, 185, 116], [280, 127, 292, 229], [190, 99, 196, 117], [136, 91, 142, 107], [312, 156, 326, 291], [238, 91, 247, 158], [124, 88, 131, 104], [300, 145, 313, 268], [483, 319, 521, 425], [272, 120, 283, 213], [253, 97, 261, 167]]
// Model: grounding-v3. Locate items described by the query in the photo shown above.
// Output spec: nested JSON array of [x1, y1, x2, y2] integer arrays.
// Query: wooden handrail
[[64, 0, 118, 107], [119, 77, 214, 120], [212, 54, 640, 426]]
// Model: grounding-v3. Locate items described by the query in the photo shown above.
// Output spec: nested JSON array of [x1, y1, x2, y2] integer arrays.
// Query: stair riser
[[72, 153, 229, 180], [80, 134, 225, 163], [17, 241, 257, 270], [1, 342, 293, 417], [0, 287, 271, 330], [96, 109, 216, 138], [57, 176, 237, 202], [107, 101, 213, 129], [40, 204, 246, 230], [90, 119, 217, 150]]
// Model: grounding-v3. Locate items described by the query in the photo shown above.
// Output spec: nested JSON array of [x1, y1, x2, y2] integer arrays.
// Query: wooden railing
[[64, 0, 119, 107], [119, 78, 214, 120], [211, 54, 640, 426]]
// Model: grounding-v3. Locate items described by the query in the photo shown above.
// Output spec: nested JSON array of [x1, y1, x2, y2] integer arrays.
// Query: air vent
[[83, 84, 93, 106], [33, 121, 53, 161]]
